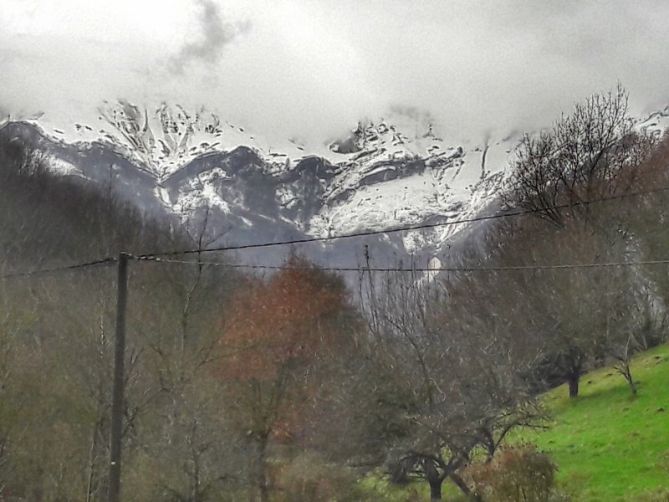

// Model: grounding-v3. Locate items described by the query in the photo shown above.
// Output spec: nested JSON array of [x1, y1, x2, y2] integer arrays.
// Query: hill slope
[[525, 344, 669, 501]]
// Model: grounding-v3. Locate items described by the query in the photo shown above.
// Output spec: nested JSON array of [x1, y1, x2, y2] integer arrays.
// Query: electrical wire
[[0, 257, 117, 281], [4, 184, 669, 279], [135, 184, 669, 259], [133, 255, 669, 274]]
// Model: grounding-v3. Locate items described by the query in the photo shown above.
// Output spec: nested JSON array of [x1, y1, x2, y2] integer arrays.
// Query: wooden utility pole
[[108, 252, 129, 502]]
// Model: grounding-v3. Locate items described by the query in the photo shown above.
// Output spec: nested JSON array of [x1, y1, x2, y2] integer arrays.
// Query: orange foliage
[[218, 256, 349, 382]]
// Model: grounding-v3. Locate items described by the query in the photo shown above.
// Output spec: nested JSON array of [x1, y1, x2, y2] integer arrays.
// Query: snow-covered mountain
[[2, 101, 666, 270]]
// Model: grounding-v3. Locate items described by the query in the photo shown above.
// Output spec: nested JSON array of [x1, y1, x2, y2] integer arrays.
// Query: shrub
[[272, 452, 365, 502], [467, 445, 561, 502]]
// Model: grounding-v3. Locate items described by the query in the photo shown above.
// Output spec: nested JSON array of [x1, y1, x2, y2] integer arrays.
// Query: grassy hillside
[[524, 343, 669, 501], [362, 344, 669, 501]]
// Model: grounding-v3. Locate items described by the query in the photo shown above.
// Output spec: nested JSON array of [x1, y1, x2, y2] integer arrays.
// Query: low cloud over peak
[[169, 0, 249, 74], [1, 0, 669, 143]]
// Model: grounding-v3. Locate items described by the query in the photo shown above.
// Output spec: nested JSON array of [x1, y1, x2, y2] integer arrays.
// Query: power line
[[135, 184, 669, 259], [133, 255, 669, 274], [0, 257, 117, 281], [5, 184, 669, 280]]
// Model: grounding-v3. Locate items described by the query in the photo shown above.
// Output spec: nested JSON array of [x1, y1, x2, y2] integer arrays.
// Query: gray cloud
[[169, 0, 248, 74], [1, 0, 669, 145]]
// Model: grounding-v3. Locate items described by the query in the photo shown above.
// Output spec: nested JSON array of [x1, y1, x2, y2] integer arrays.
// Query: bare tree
[[346, 268, 545, 500], [505, 84, 654, 227]]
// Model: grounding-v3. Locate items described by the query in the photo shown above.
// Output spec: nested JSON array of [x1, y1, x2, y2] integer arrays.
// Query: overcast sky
[[2, 0, 669, 143]]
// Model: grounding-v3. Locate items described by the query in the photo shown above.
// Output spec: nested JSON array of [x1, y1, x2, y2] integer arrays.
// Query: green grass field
[[362, 344, 669, 501], [524, 343, 669, 501]]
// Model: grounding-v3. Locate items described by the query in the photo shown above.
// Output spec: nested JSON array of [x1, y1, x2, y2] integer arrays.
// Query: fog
[[2, 0, 669, 144]]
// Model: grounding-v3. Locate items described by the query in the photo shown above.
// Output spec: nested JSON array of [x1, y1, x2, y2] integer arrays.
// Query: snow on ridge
[[24, 100, 503, 179], [638, 106, 669, 138], [47, 157, 86, 178], [9, 99, 669, 267], [27, 100, 516, 251]]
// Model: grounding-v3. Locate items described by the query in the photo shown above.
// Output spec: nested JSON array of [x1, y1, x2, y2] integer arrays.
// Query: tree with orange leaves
[[217, 255, 354, 501]]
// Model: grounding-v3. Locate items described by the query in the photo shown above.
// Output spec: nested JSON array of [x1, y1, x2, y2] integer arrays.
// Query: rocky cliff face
[[3, 100, 664, 270]]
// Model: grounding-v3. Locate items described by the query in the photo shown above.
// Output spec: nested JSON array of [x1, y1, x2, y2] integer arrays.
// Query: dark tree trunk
[[482, 434, 496, 463], [258, 482, 269, 502], [559, 346, 584, 399], [568, 373, 580, 398], [255, 436, 270, 502], [428, 478, 442, 501], [423, 460, 444, 501]]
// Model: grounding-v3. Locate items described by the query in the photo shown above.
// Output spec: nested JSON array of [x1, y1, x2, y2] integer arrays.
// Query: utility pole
[[108, 252, 129, 502]]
